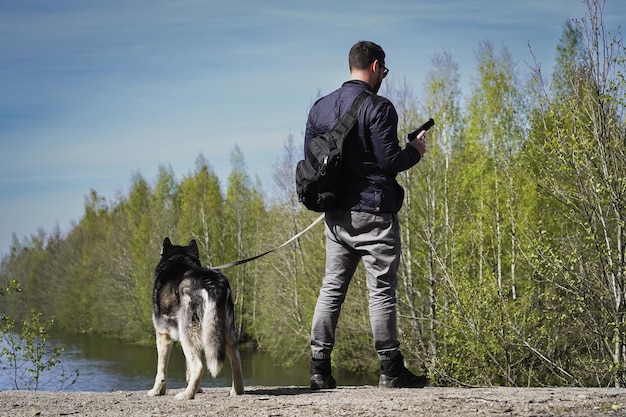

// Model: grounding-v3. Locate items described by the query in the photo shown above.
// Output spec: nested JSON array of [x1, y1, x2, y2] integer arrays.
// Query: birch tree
[[176, 154, 224, 266], [224, 146, 266, 339], [256, 134, 325, 365], [527, 0, 626, 386]]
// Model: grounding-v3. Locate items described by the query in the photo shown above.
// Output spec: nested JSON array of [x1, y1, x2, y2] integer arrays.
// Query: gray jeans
[[310, 210, 401, 362]]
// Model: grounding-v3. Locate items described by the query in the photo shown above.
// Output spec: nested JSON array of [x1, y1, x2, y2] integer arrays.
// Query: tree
[[224, 146, 267, 340], [526, 0, 626, 386], [255, 134, 325, 366], [409, 50, 465, 377], [434, 40, 532, 386], [153, 164, 179, 241], [120, 173, 156, 333], [177, 154, 224, 266]]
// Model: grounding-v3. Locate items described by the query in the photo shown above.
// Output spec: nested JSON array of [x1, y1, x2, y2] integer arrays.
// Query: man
[[305, 41, 428, 390]]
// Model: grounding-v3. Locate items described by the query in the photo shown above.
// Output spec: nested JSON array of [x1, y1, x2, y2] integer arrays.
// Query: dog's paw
[[147, 387, 165, 397], [229, 387, 244, 397], [175, 390, 195, 400]]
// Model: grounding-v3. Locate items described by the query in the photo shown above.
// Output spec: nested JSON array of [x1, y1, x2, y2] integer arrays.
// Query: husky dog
[[148, 237, 244, 399]]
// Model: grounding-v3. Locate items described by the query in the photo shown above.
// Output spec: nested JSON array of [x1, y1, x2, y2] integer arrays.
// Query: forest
[[1, 0, 625, 387]]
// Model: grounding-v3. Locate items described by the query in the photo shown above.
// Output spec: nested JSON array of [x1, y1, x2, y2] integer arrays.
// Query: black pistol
[[407, 118, 435, 141]]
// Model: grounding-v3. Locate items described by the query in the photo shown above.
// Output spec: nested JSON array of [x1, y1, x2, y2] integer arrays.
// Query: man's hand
[[409, 129, 427, 157]]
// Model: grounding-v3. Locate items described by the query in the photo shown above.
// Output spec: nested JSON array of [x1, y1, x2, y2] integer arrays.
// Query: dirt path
[[2, 386, 626, 416]]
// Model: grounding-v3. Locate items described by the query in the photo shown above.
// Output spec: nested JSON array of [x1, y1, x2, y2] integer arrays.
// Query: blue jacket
[[305, 80, 422, 213]]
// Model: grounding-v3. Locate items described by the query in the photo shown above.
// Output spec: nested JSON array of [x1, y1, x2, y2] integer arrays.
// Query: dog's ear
[[188, 239, 199, 257], [161, 237, 173, 255]]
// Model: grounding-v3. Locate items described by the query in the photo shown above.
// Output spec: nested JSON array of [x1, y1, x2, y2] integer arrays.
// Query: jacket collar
[[342, 79, 374, 92]]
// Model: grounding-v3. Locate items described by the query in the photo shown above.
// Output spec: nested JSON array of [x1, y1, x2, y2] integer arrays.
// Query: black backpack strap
[[330, 90, 371, 141]]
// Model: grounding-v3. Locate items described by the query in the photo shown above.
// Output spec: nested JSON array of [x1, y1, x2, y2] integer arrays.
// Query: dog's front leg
[[148, 332, 173, 396]]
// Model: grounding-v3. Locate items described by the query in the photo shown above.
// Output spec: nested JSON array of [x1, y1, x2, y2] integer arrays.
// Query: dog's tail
[[202, 290, 227, 377]]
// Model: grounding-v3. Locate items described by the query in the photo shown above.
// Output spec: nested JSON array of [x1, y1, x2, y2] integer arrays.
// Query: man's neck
[[350, 70, 375, 90]]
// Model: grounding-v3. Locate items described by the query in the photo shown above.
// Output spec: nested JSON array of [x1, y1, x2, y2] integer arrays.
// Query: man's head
[[349, 41, 388, 93]]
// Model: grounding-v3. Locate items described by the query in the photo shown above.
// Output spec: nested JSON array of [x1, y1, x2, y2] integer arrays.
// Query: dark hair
[[349, 41, 386, 71]]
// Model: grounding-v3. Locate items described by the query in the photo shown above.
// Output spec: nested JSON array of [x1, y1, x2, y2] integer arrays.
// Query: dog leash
[[210, 213, 325, 270]]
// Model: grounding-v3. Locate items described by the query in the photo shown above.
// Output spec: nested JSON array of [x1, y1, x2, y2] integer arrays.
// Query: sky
[[1, 0, 625, 258]]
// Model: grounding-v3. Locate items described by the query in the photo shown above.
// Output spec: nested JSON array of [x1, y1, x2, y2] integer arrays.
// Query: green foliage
[[254, 140, 325, 365], [0, 279, 19, 296], [177, 155, 224, 266], [522, 0, 626, 387], [0, 307, 78, 390]]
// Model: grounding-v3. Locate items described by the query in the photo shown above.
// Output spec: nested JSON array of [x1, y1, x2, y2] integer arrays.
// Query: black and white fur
[[148, 237, 244, 399]]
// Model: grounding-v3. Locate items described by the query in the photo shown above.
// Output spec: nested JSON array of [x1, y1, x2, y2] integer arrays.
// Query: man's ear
[[372, 59, 380, 75]]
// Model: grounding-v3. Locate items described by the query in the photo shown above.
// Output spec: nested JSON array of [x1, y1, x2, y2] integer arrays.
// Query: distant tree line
[[1, 0, 624, 387]]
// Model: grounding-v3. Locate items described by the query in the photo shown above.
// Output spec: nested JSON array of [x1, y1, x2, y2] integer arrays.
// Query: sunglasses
[[380, 63, 389, 78]]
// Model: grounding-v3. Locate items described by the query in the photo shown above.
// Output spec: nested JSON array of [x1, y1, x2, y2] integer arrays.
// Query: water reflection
[[0, 331, 377, 391]]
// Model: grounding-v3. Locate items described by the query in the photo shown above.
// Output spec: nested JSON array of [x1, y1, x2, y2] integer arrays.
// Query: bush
[[1, 282, 78, 390]]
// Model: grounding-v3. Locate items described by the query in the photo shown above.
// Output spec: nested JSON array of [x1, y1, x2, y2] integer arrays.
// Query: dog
[[147, 237, 244, 399]]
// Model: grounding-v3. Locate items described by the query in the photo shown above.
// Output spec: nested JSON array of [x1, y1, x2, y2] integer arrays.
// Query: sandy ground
[[2, 386, 626, 417]]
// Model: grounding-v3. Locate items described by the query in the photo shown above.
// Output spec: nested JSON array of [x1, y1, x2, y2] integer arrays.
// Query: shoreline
[[2, 386, 626, 416]]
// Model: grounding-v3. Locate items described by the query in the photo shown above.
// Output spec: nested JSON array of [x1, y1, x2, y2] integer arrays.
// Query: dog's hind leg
[[148, 332, 173, 396], [182, 355, 204, 394], [176, 331, 204, 400], [226, 328, 244, 396]]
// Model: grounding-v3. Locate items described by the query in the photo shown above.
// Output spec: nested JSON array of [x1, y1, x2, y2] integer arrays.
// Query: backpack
[[295, 91, 370, 212]]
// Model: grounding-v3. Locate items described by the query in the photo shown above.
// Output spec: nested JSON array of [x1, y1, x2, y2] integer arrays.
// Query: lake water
[[0, 331, 377, 392]]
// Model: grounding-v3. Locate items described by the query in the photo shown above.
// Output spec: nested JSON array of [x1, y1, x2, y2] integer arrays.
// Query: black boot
[[310, 358, 337, 390], [379, 353, 428, 388]]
